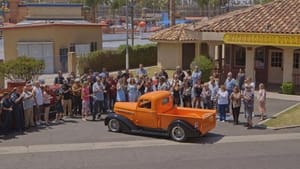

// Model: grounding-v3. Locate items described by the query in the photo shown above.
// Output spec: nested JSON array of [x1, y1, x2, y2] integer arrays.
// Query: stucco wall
[[157, 43, 181, 69], [201, 32, 225, 41], [27, 6, 82, 18], [3, 25, 102, 72]]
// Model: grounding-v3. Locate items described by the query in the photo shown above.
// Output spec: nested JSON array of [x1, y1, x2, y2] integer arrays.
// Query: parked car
[[105, 91, 216, 142]]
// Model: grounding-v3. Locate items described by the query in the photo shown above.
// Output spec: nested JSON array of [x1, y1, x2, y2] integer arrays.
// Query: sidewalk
[[255, 91, 300, 101]]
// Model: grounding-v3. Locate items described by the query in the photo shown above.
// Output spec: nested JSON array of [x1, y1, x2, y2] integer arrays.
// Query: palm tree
[[108, 0, 125, 20], [85, 0, 110, 23], [169, 0, 175, 26], [196, 0, 219, 17]]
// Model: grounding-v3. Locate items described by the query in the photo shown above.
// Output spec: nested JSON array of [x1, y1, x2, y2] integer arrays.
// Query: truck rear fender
[[168, 120, 201, 138], [105, 113, 137, 132]]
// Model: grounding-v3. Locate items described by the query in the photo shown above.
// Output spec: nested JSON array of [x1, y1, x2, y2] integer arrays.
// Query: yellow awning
[[224, 33, 300, 47]]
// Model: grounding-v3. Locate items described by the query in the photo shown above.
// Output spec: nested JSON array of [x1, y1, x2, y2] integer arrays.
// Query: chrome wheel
[[108, 119, 120, 132], [170, 125, 186, 142]]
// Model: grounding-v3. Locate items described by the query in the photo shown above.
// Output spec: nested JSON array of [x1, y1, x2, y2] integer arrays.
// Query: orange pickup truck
[[104, 91, 216, 142]]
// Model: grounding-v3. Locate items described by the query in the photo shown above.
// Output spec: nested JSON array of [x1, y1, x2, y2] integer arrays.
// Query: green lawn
[[264, 104, 300, 128]]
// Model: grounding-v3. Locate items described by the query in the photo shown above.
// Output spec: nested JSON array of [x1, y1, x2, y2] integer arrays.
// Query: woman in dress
[[127, 78, 138, 102], [81, 81, 90, 121], [116, 77, 126, 102], [230, 86, 242, 125]]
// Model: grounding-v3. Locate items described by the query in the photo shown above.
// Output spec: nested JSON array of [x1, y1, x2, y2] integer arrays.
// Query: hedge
[[78, 44, 157, 73]]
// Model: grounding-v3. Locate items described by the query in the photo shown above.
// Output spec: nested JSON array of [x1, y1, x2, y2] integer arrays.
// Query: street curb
[[267, 125, 300, 130], [258, 103, 300, 130]]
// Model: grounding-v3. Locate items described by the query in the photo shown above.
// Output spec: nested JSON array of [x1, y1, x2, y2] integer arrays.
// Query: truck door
[[135, 99, 157, 129]]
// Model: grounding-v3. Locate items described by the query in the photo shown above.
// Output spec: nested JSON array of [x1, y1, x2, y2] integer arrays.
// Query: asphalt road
[[0, 135, 299, 169], [0, 98, 299, 169]]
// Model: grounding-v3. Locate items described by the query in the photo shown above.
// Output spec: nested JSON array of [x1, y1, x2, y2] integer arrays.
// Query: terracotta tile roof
[[149, 24, 200, 42], [195, 0, 300, 34]]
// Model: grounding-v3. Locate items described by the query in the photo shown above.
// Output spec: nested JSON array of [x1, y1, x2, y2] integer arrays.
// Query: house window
[[294, 52, 300, 69], [271, 52, 282, 67], [91, 42, 97, 52], [234, 46, 245, 66], [59, 48, 68, 72]]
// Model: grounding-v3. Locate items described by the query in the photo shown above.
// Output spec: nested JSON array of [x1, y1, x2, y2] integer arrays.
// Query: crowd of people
[[0, 64, 267, 135]]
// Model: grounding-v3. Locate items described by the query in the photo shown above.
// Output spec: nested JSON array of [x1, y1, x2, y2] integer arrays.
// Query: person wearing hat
[[21, 84, 35, 129], [1, 92, 13, 134], [10, 87, 25, 132], [62, 79, 72, 118]]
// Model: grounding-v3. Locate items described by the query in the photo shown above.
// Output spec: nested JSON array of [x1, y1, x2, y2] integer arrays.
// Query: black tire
[[108, 118, 121, 132], [170, 125, 187, 142]]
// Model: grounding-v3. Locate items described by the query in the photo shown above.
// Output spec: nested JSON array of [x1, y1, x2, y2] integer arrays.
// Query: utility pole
[[131, 0, 134, 46], [126, 0, 129, 69]]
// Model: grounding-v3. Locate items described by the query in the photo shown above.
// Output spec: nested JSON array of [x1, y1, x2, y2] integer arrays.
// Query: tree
[[0, 57, 45, 81], [190, 55, 214, 82]]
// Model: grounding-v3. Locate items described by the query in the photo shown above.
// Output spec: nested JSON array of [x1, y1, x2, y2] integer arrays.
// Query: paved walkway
[[257, 91, 300, 101]]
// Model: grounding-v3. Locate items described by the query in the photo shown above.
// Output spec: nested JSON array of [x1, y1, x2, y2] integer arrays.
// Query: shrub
[[0, 57, 45, 81], [190, 55, 214, 82], [78, 44, 157, 74], [281, 82, 295, 95]]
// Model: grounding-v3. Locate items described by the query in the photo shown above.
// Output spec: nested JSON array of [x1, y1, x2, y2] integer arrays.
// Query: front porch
[[202, 42, 300, 92]]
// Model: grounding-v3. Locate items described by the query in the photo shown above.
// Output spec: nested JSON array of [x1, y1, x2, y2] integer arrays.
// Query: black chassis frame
[[104, 112, 201, 138]]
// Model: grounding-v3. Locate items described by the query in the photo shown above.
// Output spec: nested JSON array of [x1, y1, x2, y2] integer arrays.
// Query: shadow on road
[[0, 119, 79, 141], [187, 133, 224, 144]]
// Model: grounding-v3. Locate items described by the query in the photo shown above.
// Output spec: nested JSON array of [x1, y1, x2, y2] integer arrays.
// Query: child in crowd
[[257, 83, 267, 120], [54, 88, 64, 123], [81, 81, 90, 121]]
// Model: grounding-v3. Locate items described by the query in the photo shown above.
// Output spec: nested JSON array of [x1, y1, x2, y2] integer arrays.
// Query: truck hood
[[114, 102, 137, 113]]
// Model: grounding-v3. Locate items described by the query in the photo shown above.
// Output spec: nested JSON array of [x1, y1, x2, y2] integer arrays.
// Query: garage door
[[17, 42, 54, 73]]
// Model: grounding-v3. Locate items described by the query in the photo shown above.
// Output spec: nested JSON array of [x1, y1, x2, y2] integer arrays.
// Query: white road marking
[[1, 133, 300, 155]]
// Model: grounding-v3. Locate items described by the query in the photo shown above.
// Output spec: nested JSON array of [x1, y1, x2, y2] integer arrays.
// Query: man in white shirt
[[32, 81, 44, 126]]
